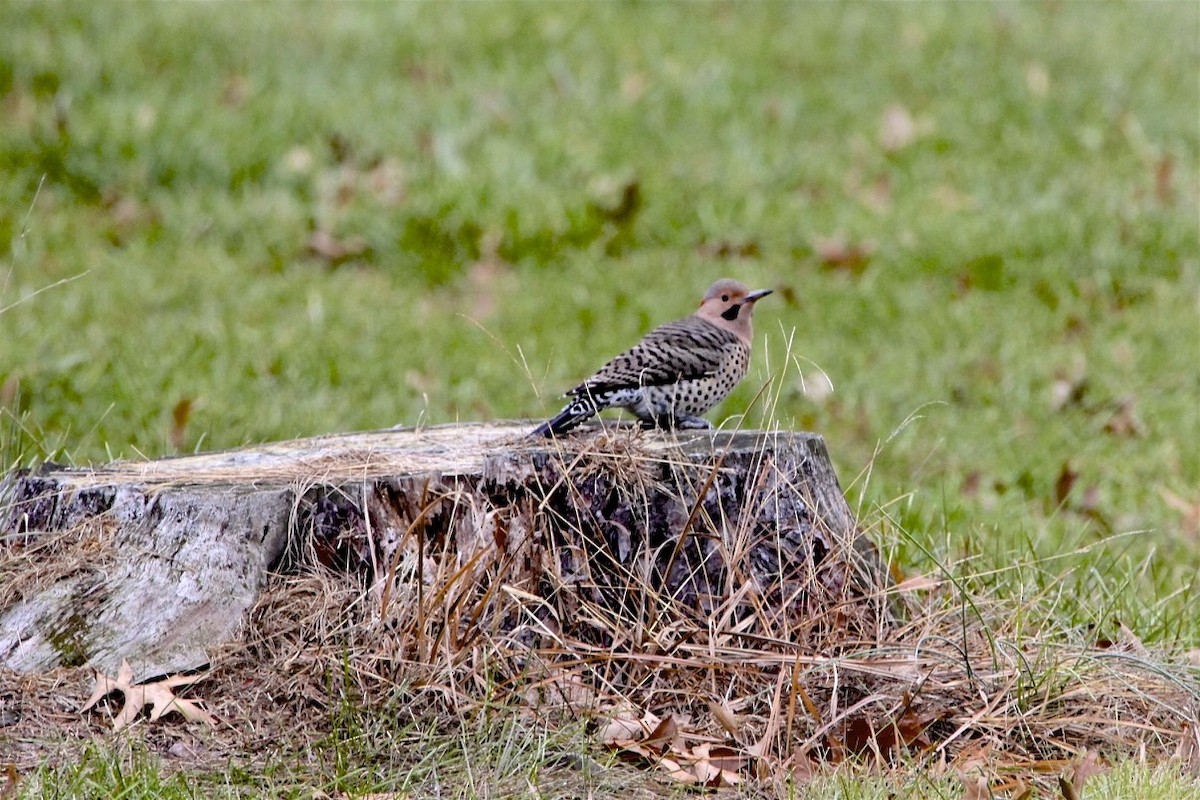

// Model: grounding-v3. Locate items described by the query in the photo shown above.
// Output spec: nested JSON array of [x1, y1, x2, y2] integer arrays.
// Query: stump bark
[[0, 422, 885, 681]]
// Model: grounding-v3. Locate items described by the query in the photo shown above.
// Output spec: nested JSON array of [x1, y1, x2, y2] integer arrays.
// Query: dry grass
[[2, 429, 1198, 796]]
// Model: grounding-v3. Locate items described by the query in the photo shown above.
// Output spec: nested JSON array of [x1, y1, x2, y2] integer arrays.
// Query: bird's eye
[[721, 294, 729, 302]]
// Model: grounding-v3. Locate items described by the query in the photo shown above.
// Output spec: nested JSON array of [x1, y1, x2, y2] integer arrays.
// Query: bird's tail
[[531, 396, 598, 438]]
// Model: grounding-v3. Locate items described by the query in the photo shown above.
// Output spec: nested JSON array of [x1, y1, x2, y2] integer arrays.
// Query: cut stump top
[[9, 421, 828, 489]]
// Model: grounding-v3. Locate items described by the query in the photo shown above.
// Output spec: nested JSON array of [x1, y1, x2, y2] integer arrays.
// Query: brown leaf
[[80, 659, 136, 713], [306, 229, 369, 267], [959, 772, 990, 800], [880, 103, 918, 152], [659, 755, 699, 784], [697, 239, 760, 259], [894, 574, 942, 593], [620, 72, 648, 102], [1117, 621, 1149, 656], [364, 158, 407, 206], [813, 234, 875, 274], [642, 714, 679, 753], [933, 184, 975, 212], [1175, 722, 1200, 776], [1061, 749, 1107, 799], [1050, 374, 1089, 410], [221, 74, 250, 108], [1155, 155, 1175, 204], [784, 748, 819, 785], [0, 764, 17, 800], [1102, 396, 1144, 438], [1161, 488, 1200, 541], [170, 398, 193, 450], [600, 709, 657, 746], [862, 174, 892, 212], [1054, 462, 1078, 507], [709, 701, 741, 736], [82, 660, 214, 731], [589, 176, 642, 223], [1024, 62, 1050, 97]]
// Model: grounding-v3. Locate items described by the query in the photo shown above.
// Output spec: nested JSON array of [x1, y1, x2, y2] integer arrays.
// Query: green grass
[[2, 1, 1198, 797]]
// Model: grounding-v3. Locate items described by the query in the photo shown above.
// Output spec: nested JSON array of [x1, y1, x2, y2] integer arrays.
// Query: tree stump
[[0, 423, 886, 681]]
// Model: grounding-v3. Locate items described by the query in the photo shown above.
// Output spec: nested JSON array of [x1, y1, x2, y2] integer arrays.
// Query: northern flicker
[[532, 278, 773, 437]]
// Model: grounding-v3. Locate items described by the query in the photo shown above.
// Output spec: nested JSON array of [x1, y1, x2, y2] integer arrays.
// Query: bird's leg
[[638, 414, 712, 430], [637, 412, 676, 430]]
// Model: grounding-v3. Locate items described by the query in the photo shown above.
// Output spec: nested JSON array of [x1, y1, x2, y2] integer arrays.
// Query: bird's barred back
[[567, 318, 743, 397]]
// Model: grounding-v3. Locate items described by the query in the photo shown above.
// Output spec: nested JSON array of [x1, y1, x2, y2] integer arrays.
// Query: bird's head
[[695, 278, 773, 342]]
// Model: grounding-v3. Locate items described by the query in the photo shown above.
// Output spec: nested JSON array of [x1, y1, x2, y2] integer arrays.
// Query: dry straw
[[1, 420, 1197, 789]]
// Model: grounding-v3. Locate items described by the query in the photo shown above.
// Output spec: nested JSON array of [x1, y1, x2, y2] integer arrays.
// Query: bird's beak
[[744, 288, 773, 303]]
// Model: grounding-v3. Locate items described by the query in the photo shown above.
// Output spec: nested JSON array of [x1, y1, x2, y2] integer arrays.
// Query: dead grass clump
[[3, 429, 1196, 792], [199, 431, 1198, 789]]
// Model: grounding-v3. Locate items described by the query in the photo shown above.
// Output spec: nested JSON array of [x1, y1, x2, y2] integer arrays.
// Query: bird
[[532, 278, 773, 437]]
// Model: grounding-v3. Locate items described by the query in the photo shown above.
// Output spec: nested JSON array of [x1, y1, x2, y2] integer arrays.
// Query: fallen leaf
[[364, 158, 407, 206], [1175, 722, 1200, 776], [934, 184, 974, 212], [306, 229, 369, 267], [1024, 62, 1050, 97], [784, 748, 819, 785], [82, 660, 215, 731], [894, 574, 941, 593], [1054, 462, 1078, 507], [798, 370, 835, 403], [620, 72, 647, 102], [1050, 372, 1089, 411], [221, 74, 250, 108], [880, 103, 918, 152], [1117, 621, 1150, 656], [170, 398, 193, 450], [959, 772, 990, 800], [588, 175, 642, 223], [1154, 155, 1175, 204], [1102, 396, 1144, 438], [600, 711, 648, 745], [282, 145, 314, 174], [858, 174, 892, 212], [813, 234, 875, 274], [0, 765, 17, 800], [659, 755, 698, 784], [709, 701, 741, 736], [0, 373, 19, 408], [1161, 488, 1200, 541], [642, 714, 679, 753], [1060, 749, 1107, 799], [697, 239, 760, 259], [80, 659, 136, 713]]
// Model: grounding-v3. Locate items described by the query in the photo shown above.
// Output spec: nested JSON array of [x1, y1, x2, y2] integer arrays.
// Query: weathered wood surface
[[0, 422, 879, 681]]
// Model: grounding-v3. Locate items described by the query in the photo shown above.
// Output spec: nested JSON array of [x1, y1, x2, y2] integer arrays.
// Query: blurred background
[[1, 3, 1197, 638]]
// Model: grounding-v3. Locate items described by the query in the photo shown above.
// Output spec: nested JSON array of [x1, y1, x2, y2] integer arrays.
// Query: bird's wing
[[566, 317, 737, 397]]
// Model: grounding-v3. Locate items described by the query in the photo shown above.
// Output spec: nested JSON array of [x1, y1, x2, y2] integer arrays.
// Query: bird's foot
[[638, 415, 712, 430]]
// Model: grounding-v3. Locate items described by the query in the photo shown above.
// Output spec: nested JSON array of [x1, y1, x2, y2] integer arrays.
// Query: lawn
[[1, 2, 1198, 797]]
